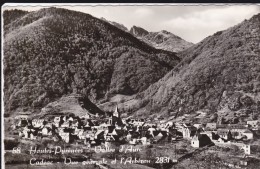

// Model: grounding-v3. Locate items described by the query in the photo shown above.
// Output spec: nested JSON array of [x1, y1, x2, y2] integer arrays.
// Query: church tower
[[113, 106, 120, 117]]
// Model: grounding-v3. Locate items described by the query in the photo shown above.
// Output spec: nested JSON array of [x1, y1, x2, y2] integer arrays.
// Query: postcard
[[2, 3, 260, 169]]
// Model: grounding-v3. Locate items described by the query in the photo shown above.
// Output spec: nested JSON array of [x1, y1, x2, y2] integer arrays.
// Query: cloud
[[162, 5, 260, 43], [134, 8, 154, 18]]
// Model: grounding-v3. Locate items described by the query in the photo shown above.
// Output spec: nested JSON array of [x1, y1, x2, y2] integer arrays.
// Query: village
[[12, 106, 259, 157]]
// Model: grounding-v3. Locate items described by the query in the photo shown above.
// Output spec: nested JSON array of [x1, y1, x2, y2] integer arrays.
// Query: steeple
[[113, 105, 119, 117]]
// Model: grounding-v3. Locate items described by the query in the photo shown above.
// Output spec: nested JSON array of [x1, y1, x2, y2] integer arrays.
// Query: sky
[[3, 4, 260, 43]]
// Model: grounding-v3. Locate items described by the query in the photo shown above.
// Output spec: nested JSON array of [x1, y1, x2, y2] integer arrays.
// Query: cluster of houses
[[13, 107, 258, 154], [13, 107, 177, 146], [188, 121, 258, 155]]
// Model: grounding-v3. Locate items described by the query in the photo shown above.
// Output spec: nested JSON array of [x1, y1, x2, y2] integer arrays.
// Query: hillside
[[3, 7, 180, 115], [115, 13, 260, 123], [130, 26, 193, 53], [39, 94, 105, 117]]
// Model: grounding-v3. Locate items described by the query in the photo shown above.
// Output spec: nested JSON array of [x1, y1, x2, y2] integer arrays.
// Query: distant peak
[[100, 17, 128, 32], [161, 30, 171, 34], [130, 25, 149, 37]]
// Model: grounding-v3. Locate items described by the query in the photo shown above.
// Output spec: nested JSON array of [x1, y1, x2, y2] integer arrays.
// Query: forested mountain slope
[[128, 13, 260, 123], [3, 7, 180, 115]]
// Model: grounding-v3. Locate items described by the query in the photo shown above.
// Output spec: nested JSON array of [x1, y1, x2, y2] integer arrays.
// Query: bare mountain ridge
[[100, 17, 128, 32], [99, 21, 194, 53], [130, 25, 194, 53], [130, 25, 149, 37], [3, 7, 180, 115]]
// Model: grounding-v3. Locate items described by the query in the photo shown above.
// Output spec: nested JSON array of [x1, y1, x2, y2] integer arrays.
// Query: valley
[[3, 6, 260, 169]]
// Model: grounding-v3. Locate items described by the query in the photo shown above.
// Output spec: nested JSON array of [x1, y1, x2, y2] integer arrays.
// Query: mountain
[[143, 30, 194, 53], [3, 7, 180, 115], [130, 26, 149, 37], [130, 26, 193, 53], [118, 13, 260, 123], [100, 17, 128, 32]]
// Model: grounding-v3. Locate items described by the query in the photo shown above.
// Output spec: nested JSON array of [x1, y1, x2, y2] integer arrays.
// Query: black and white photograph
[[2, 3, 260, 169]]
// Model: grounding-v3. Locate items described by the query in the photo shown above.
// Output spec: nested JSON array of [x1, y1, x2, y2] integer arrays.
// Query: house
[[205, 123, 217, 131], [247, 120, 258, 130], [32, 119, 45, 128], [71, 119, 79, 128], [217, 129, 232, 141], [217, 137, 226, 143], [181, 124, 197, 139], [42, 127, 52, 136], [159, 119, 167, 125], [54, 116, 61, 127], [140, 137, 150, 145], [133, 119, 145, 126], [22, 126, 30, 138], [193, 124, 202, 129], [15, 114, 29, 120], [63, 116, 69, 122], [58, 127, 64, 134], [29, 130, 38, 140], [105, 134, 116, 142], [144, 122, 156, 128], [153, 132, 164, 142], [85, 130, 95, 141], [60, 132, 70, 143], [81, 113, 90, 120], [129, 138, 137, 145], [58, 128, 75, 143], [155, 131, 169, 143], [164, 121, 174, 129], [242, 130, 253, 140], [68, 116, 74, 122], [191, 134, 212, 148], [242, 145, 251, 155], [17, 119, 28, 127], [230, 128, 248, 139], [148, 127, 156, 137], [108, 117, 113, 126], [61, 121, 70, 128], [75, 128, 84, 139], [126, 132, 132, 141], [84, 119, 95, 128], [95, 130, 105, 143], [121, 118, 127, 125], [228, 124, 248, 130], [53, 134, 61, 142], [99, 123, 109, 130]]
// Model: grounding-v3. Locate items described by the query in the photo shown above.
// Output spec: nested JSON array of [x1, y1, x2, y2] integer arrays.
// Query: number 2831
[[155, 157, 170, 163]]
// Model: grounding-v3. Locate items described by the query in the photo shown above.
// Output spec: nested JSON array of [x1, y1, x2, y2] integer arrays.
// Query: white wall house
[[242, 145, 251, 155]]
